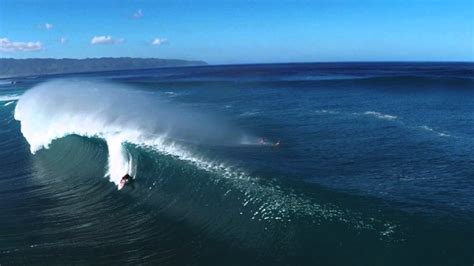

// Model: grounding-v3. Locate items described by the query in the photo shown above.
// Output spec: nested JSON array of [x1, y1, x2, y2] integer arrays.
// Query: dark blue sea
[[0, 63, 473, 265]]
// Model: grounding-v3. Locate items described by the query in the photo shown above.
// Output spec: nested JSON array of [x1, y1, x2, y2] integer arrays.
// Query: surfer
[[120, 174, 133, 187], [258, 138, 281, 146]]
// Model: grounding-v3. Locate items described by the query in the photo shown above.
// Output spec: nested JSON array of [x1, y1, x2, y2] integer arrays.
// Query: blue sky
[[0, 0, 473, 64]]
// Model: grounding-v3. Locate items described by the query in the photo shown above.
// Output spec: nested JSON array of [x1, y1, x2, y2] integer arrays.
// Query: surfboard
[[118, 180, 126, 190]]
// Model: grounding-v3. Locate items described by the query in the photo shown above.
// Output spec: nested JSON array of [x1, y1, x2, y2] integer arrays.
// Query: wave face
[[14, 80, 253, 187]]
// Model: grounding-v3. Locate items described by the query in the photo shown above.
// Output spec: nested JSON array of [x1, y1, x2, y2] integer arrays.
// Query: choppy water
[[1, 63, 473, 265]]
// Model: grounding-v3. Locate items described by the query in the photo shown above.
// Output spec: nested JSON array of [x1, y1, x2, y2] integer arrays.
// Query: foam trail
[[14, 80, 254, 188], [315, 109, 339, 115], [363, 111, 397, 121], [105, 136, 133, 186], [4, 101, 14, 106], [419, 125, 450, 137]]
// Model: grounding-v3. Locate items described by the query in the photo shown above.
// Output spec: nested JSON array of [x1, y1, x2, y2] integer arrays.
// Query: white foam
[[0, 94, 21, 102], [315, 109, 339, 115], [164, 91, 178, 97], [419, 125, 450, 137], [0, 80, 13, 86], [4, 101, 14, 106], [363, 111, 397, 121], [105, 135, 137, 186], [239, 111, 260, 117]]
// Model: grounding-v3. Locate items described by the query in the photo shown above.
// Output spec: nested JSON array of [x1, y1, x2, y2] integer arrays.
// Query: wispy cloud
[[38, 22, 54, 30], [0, 38, 43, 52], [91, 36, 124, 45], [58, 37, 67, 44], [132, 9, 143, 19], [151, 37, 168, 46]]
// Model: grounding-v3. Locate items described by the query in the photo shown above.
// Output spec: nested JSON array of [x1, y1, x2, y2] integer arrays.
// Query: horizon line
[[1, 57, 473, 65]]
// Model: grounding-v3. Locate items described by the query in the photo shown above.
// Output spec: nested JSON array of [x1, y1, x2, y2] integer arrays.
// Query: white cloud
[[45, 23, 54, 30], [59, 37, 67, 44], [91, 35, 123, 45], [132, 9, 143, 19], [91, 36, 113, 44], [0, 38, 43, 52], [151, 37, 168, 46]]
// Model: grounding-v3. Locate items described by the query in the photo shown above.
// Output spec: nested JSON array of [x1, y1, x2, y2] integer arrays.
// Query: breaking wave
[[14, 80, 255, 188], [12, 79, 399, 239]]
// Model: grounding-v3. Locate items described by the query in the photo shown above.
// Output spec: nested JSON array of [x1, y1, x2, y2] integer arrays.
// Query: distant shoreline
[[0, 57, 207, 79], [1, 60, 472, 80]]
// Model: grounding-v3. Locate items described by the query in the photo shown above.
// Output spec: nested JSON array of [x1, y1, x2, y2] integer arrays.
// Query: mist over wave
[[14, 80, 255, 187]]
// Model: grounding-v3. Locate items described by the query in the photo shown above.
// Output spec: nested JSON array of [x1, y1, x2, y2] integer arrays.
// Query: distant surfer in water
[[258, 138, 281, 147]]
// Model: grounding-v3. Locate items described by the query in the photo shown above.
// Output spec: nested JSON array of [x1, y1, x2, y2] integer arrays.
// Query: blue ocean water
[[0, 63, 473, 265]]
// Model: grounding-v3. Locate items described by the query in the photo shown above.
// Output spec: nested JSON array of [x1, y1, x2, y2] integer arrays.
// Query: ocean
[[0, 63, 473, 265]]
